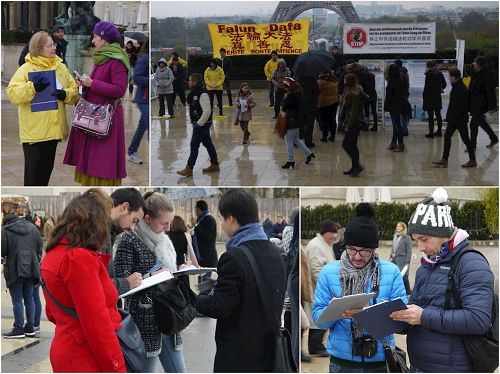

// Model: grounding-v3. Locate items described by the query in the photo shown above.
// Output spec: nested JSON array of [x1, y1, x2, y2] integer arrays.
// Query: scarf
[[134, 219, 177, 272], [339, 250, 380, 339], [420, 228, 468, 269], [93, 42, 131, 81], [25, 53, 62, 70], [225, 223, 269, 250]]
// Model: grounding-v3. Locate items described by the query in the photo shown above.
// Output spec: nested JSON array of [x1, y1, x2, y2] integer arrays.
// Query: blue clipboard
[[28, 70, 58, 112]]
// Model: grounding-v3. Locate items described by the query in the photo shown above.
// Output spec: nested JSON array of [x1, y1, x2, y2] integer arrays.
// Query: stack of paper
[[119, 270, 173, 298]]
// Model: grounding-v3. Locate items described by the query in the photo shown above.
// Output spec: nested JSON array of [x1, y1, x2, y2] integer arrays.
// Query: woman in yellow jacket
[[7, 31, 78, 186], [264, 51, 279, 107], [204, 58, 225, 116]]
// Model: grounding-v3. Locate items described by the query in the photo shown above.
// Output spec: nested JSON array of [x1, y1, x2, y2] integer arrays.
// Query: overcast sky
[[152, 1, 498, 18]]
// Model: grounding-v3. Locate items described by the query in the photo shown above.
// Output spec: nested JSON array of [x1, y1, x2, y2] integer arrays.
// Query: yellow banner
[[208, 19, 310, 58]]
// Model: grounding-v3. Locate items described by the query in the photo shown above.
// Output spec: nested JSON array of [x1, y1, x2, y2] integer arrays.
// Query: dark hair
[[189, 73, 202, 85], [448, 67, 461, 79], [219, 47, 226, 52], [126, 40, 133, 45], [474, 56, 487, 68], [46, 189, 112, 252], [110, 188, 145, 212], [172, 56, 179, 61], [138, 38, 148, 55], [218, 190, 259, 226], [172, 51, 179, 57], [271, 50, 278, 55], [388, 63, 400, 80], [196, 200, 208, 212], [238, 82, 251, 97], [394, 59, 403, 68], [332, 45, 339, 49], [171, 215, 188, 233], [209, 58, 218, 67], [426, 60, 437, 68]]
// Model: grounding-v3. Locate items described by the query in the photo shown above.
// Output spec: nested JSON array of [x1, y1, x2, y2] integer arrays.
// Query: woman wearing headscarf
[[313, 203, 407, 373], [63, 21, 131, 186]]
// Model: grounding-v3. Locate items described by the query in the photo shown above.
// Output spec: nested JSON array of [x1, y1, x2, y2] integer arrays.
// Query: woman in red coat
[[40, 189, 126, 372]]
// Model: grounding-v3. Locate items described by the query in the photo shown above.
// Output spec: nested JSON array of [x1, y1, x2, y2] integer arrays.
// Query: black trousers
[[342, 126, 361, 169], [173, 86, 186, 106], [208, 90, 223, 115], [427, 109, 443, 133], [443, 121, 475, 161], [470, 115, 498, 148], [319, 103, 338, 140], [364, 99, 378, 127], [158, 93, 174, 116], [274, 88, 286, 117], [223, 77, 232, 106], [22, 140, 58, 186], [304, 107, 316, 146]]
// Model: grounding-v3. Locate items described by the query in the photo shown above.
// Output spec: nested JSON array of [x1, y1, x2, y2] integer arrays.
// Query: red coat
[[40, 238, 126, 372]]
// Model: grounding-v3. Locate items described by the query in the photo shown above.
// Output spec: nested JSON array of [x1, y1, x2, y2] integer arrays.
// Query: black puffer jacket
[[1, 216, 42, 288], [283, 91, 304, 130], [422, 67, 447, 111], [446, 78, 469, 125], [468, 68, 497, 116]]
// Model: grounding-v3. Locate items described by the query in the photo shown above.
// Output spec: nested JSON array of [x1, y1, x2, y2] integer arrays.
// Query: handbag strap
[[239, 245, 281, 337], [40, 277, 79, 320]]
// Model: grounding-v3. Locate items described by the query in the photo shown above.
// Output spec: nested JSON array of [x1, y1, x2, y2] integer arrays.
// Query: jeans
[[470, 115, 498, 148], [128, 102, 149, 156], [22, 140, 58, 186], [410, 365, 425, 373], [187, 122, 219, 168], [143, 334, 186, 373], [329, 363, 387, 373], [319, 103, 338, 140], [443, 121, 475, 161], [9, 280, 35, 330], [285, 128, 312, 162], [342, 126, 361, 169], [33, 285, 41, 328], [427, 109, 443, 133], [223, 77, 232, 106], [268, 82, 275, 105], [208, 90, 223, 115], [390, 113, 404, 145]]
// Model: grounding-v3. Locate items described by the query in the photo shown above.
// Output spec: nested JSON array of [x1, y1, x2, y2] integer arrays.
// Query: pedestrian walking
[[40, 189, 126, 372], [176, 73, 220, 177], [423, 60, 447, 138], [271, 58, 291, 119], [264, 50, 279, 107], [298, 76, 320, 147], [395, 59, 410, 135], [127, 39, 149, 165], [191, 200, 218, 285], [317, 71, 339, 142], [432, 68, 477, 168], [385, 63, 410, 153], [468, 56, 499, 149], [389, 221, 412, 295], [155, 57, 175, 118], [218, 48, 233, 106], [342, 74, 368, 177], [63, 21, 131, 186], [390, 188, 495, 372], [280, 78, 315, 169], [124, 40, 138, 97], [7, 31, 78, 186], [235, 83, 256, 144], [362, 67, 378, 131], [204, 58, 225, 116], [196, 189, 287, 372], [171, 57, 186, 106], [2, 213, 42, 339]]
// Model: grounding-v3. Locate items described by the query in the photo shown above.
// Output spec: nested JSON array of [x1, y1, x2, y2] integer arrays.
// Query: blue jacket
[[133, 53, 149, 104], [407, 240, 494, 372], [313, 258, 407, 363]]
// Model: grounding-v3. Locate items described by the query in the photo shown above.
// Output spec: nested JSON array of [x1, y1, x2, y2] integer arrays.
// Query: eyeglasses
[[346, 245, 374, 258], [46, 43, 57, 49]]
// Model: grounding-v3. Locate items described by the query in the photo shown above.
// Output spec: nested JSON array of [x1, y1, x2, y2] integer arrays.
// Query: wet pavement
[[1, 84, 149, 187], [151, 89, 498, 187]]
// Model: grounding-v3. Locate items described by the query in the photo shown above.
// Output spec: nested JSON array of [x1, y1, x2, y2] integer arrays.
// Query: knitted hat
[[344, 203, 379, 249], [408, 188, 455, 238], [53, 24, 64, 33], [320, 220, 338, 235], [93, 21, 121, 44]]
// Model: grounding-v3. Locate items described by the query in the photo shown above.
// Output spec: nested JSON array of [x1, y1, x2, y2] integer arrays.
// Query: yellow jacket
[[7, 54, 78, 143], [167, 56, 187, 68], [204, 66, 225, 91], [264, 59, 278, 81], [317, 79, 339, 107]]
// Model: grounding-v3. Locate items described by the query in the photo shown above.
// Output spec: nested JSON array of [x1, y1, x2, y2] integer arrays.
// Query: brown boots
[[176, 166, 193, 177], [202, 163, 220, 173], [243, 131, 250, 144]]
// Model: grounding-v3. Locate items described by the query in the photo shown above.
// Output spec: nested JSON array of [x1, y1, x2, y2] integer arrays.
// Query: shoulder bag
[[275, 113, 287, 138]]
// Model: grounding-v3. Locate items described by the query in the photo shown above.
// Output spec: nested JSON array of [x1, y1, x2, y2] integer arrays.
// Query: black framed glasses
[[345, 245, 374, 258]]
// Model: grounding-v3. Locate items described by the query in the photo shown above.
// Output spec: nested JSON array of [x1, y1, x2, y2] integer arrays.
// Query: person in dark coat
[[362, 67, 378, 131], [331, 45, 344, 71], [125, 40, 138, 96], [298, 76, 320, 147], [432, 68, 477, 168], [262, 218, 274, 238], [18, 25, 68, 66], [335, 61, 348, 133], [171, 57, 186, 106], [385, 63, 410, 153], [468, 56, 499, 149], [391, 188, 494, 373], [395, 59, 410, 136], [217, 48, 233, 106], [1, 214, 42, 338], [196, 189, 286, 373], [423, 60, 447, 138], [192, 200, 218, 283]]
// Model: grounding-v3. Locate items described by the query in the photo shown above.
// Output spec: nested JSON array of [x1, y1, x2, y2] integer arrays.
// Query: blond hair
[[143, 192, 174, 218], [29, 31, 52, 57], [395, 221, 408, 235]]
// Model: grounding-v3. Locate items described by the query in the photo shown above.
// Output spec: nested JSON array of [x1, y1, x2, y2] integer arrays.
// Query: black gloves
[[33, 80, 50, 92], [51, 89, 66, 101]]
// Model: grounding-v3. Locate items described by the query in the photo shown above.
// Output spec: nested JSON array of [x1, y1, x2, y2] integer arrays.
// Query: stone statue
[[55, 2, 100, 35]]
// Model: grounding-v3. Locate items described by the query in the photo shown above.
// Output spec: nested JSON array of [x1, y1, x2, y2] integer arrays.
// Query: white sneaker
[[127, 153, 144, 164]]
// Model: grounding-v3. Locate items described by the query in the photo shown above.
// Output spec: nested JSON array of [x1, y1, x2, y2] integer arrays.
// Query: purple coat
[[64, 59, 128, 180]]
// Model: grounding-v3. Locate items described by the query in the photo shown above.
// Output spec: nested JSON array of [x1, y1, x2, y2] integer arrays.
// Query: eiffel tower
[[270, 1, 360, 23]]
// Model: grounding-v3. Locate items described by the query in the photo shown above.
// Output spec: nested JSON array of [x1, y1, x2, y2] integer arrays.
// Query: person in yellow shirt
[[167, 51, 187, 68], [204, 58, 225, 116], [264, 50, 279, 107], [6, 31, 78, 186]]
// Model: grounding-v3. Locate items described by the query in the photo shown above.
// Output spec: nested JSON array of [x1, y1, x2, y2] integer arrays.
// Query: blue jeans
[[285, 128, 312, 162], [400, 113, 409, 134], [9, 280, 35, 330], [187, 122, 219, 168], [329, 363, 387, 373], [390, 113, 404, 145], [268, 81, 274, 105], [33, 285, 41, 327], [410, 365, 424, 373], [128, 102, 149, 155], [143, 334, 186, 373]]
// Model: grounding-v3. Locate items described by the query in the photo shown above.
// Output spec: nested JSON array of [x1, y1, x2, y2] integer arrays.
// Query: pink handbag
[[71, 97, 115, 138]]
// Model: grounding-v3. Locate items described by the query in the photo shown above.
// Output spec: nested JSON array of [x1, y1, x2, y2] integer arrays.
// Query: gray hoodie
[[271, 58, 291, 92], [155, 58, 174, 94]]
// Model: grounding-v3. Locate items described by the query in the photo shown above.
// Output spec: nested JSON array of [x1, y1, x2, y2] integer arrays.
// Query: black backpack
[[444, 248, 499, 372]]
